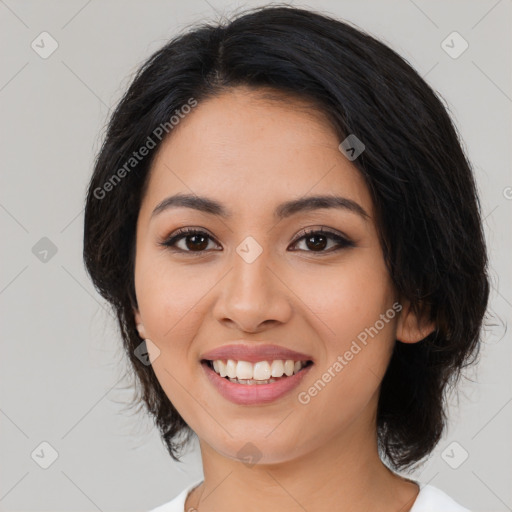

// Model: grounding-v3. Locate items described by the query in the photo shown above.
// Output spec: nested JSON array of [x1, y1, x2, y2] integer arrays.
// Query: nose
[[212, 245, 293, 333]]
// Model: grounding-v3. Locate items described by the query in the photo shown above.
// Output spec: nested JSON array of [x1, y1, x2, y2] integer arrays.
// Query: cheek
[[291, 251, 396, 342], [290, 252, 397, 401], [134, 255, 209, 417], [134, 253, 208, 343]]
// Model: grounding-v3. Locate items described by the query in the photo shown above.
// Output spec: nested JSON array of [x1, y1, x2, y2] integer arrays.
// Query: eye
[[289, 227, 354, 254], [159, 228, 220, 254], [160, 226, 354, 255]]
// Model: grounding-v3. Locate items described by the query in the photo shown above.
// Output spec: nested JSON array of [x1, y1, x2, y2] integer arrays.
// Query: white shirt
[[148, 479, 470, 511]]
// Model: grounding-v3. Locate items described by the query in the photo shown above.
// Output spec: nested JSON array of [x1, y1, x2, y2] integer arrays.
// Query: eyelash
[[159, 227, 354, 255]]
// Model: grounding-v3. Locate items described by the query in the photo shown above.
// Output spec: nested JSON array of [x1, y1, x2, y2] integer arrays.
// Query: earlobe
[[396, 300, 436, 344], [136, 323, 146, 339], [133, 309, 147, 339]]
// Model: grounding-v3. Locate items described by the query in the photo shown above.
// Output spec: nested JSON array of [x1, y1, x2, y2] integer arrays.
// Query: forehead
[[141, 87, 373, 220]]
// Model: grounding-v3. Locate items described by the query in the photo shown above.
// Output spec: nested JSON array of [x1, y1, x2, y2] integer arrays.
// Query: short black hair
[[83, 4, 489, 471]]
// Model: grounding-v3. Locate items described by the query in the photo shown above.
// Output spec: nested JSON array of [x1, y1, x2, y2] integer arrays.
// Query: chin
[[205, 433, 310, 467]]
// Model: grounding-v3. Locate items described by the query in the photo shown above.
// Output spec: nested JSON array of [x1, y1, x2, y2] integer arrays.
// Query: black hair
[[83, 4, 489, 471]]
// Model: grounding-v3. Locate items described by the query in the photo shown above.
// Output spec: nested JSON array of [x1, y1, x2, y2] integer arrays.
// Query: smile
[[201, 359, 314, 405], [206, 359, 311, 383]]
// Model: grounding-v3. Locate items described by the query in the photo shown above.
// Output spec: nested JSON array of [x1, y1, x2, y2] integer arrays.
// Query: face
[[133, 87, 402, 465]]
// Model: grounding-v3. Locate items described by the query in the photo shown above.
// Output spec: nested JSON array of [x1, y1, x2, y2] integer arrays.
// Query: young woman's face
[[134, 87, 401, 464]]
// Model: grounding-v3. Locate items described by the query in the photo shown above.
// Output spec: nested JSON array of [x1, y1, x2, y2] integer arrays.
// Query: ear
[[133, 308, 147, 339], [396, 300, 436, 343]]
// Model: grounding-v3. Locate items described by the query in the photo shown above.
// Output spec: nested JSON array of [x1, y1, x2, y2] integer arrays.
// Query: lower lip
[[201, 361, 313, 405]]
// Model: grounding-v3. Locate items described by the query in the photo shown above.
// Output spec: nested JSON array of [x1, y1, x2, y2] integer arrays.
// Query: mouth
[[200, 357, 314, 405], [201, 358, 314, 385]]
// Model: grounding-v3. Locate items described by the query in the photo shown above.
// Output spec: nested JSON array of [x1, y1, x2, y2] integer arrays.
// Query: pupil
[[187, 234, 208, 251], [306, 234, 327, 251]]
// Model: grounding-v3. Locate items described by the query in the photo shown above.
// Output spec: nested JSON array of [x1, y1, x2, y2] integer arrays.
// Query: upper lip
[[200, 343, 313, 363]]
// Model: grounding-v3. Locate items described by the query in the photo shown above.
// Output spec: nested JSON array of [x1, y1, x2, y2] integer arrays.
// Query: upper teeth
[[211, 360, 307, 380]]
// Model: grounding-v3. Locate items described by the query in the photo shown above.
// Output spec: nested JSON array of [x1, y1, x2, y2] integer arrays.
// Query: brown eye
[[160, 228, 219, 253], [160, 227, 354, 255], [182, 233, 209, 251], [290, 228, 354, 254], [305, 233, 329, 251]]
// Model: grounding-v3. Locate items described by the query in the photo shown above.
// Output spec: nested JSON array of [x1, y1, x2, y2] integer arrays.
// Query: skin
[[134, 86, 433, 512]]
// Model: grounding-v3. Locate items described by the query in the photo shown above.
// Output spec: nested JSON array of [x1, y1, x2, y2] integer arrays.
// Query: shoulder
[[148, 479, 203, 512], [410, 483, 470, 512]]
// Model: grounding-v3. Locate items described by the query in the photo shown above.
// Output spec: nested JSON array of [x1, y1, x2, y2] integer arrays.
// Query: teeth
[[253, 361, 271, 380], [226, 359, 237, 379], [209, 359, 308, 380], [228, 377, 278, 385], [270, 360, 284, 377], [216, 360, 226, 377], [236, 360, 253, 380], [284, 360, 294, 376]]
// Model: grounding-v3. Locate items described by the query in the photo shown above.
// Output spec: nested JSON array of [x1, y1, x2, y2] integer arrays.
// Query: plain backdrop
[[0, 0, 511, 511]]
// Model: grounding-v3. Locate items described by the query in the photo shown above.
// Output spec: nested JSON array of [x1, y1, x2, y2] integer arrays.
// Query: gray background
[[0, 0, 510, 510]]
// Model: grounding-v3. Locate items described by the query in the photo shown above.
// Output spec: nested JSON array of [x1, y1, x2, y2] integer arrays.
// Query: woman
[[83, 5, 489, 511]]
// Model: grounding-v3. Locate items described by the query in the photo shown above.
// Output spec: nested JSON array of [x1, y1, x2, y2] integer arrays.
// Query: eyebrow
[[151, 193, 369, 221]]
